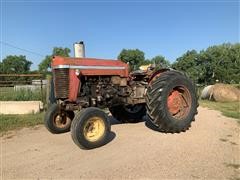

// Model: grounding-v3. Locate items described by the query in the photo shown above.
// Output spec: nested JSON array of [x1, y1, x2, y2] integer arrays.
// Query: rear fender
[[148, 68, 171, 84]]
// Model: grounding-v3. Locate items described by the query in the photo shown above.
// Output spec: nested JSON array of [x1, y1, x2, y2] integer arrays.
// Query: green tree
[[38, 47, 71, 72], [118, 49, 145, 70], [151, 55, 170, 69], [198, 43, 240, 84], [0, 55, 32, 73], [0, 55, 33, 81], [140, 59, 152, 66], [172, 50, 199, 82], [172, 43, 240, 84]]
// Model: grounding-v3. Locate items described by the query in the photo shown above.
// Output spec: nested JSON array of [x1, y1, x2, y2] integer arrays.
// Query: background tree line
[[0, 43, 239, 85], [0, 47, 70, 82], [172, 43, 240, 84]]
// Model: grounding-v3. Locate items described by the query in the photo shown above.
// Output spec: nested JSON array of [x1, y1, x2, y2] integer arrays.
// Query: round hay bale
[[212, 83, 240, 102], [201, 85, 214, 100]]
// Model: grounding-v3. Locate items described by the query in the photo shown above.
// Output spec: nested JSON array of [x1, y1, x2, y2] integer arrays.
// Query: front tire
[[44, 104, 74, 134], [71, 107, 111, 149], [109, 104, 146, 123], [146, 70, 198, 133]]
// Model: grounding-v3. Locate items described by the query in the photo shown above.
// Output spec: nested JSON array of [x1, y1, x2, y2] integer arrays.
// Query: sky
[[1, 0, 239, 70]]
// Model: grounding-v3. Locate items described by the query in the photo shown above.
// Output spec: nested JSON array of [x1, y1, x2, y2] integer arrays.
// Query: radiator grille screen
[[53, 68, 69, 99]]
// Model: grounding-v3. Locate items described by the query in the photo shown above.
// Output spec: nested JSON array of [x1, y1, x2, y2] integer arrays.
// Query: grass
[[199, 100, 240, 120], [0, 112, 44, 133], [0, 87, 46, 103], [0, 87, 47, 133], [232, 84, 240, 89]]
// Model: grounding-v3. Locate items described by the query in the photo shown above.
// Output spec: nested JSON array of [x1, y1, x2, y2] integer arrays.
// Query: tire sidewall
[[71, 108, 111, 149], [161, 75, 197, 129], [44, 104, 73, 134]]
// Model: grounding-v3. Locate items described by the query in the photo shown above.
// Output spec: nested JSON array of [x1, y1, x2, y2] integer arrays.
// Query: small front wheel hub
[[83, 117, 105, 142]]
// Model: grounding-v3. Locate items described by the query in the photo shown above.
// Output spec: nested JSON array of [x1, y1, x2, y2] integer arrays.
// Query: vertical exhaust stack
[[74, 41, 85, 58]]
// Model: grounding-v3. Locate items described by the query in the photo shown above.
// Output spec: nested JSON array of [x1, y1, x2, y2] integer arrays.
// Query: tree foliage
[[172, 43, 240, 84], [0, 55, 33, 81], [38, 47, 71, 73], [118, 49, 145, 70], [118, 49, 170, 71], [151, 55, 170, 69], [172, 50, 199, 82], [0, 55, 32, 73]]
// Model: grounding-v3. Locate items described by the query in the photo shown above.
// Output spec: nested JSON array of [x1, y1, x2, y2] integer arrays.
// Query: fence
[[0, 74, 47, 104]]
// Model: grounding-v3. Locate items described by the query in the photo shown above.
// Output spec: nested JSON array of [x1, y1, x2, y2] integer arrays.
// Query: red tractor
[[45, 47, 198, 150]]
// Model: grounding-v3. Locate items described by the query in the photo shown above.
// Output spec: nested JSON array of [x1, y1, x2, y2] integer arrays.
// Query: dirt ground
[[1, 107, 240, 180]]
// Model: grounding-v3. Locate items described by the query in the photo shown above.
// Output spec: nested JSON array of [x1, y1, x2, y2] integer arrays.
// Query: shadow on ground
[[104, 115, 164, 148], [108, 114, 160, 132], [143, 116, 164, 132], [108, 115, 122, 125], [108, 115, 145, 125], [104, 131, 116, 147], [104, 104, 162, 134]]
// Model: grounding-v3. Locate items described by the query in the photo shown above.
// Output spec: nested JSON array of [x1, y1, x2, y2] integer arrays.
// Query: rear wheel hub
[[167, 86, 191, 120], [167, 91, 181, 115]]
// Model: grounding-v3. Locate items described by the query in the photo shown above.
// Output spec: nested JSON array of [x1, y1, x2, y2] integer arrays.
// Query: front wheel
[[71, 107, 111, 149], [44, 104, 74, 134], [146, 70, 198, 133]]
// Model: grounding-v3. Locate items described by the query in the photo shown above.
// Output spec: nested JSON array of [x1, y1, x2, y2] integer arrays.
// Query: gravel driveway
[[2, 107, 240, 179]]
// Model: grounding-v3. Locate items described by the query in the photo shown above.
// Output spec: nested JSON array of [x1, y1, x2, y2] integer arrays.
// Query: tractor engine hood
[[52, 56, 129, 77]]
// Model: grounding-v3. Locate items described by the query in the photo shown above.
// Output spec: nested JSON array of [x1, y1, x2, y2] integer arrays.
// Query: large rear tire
[[71, 107, 111, 149], [146, 70, 198, 133], [44, 104, 74, 134], [109, 104, 146, 123]]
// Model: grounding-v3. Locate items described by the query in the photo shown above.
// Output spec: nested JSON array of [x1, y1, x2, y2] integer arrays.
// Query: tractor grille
[[53, 68, 69, 99]]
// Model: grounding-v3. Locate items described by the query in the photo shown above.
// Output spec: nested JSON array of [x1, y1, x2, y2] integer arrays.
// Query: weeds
[[200, 100, 240, 120], [0, 113, 44, 133], [0, 87, 46, 103]]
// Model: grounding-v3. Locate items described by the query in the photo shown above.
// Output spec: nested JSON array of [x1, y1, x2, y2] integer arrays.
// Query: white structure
[[14, 79, 47, 91], [74, 41, 85, 58], [0, 101, 43, 114]]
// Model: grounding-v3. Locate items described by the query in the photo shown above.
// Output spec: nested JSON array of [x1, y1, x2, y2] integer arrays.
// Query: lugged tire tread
[[145, 70, 198, 133]]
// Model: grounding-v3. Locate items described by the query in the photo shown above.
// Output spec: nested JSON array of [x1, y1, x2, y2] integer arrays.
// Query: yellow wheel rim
[[83, 117, 105, 142], [54, 115, 71, 128]]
